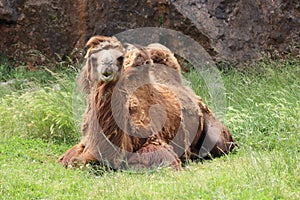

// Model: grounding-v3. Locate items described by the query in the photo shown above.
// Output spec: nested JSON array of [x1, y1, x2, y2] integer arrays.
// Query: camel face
[[89, 49, 124, 82]]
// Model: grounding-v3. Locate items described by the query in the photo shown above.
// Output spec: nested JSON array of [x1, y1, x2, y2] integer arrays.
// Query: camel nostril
[[103, 67, 113, 77]]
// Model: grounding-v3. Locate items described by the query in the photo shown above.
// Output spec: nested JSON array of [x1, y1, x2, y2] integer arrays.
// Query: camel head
[[84, 36, 124, 83]]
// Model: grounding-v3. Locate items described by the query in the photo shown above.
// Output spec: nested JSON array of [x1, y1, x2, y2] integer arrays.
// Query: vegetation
[[0, 56, 299, 199]]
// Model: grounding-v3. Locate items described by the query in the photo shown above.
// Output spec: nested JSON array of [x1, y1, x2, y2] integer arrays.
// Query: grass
[[0, 56, 299, 199]]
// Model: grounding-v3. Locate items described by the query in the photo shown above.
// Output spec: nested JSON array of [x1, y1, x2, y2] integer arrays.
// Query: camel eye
[[90, 54, 97, 65], [117, 56, 124, 66]]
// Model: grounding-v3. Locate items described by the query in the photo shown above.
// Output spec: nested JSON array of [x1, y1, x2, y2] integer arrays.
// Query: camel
[[57, 36, 237, 170]]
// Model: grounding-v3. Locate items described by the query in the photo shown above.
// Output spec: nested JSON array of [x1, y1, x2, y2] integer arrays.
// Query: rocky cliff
[[0, 0, 299, 66]]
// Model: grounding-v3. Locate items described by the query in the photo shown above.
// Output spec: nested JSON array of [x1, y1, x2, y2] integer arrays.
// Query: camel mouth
[[100, 73, 114, 82]]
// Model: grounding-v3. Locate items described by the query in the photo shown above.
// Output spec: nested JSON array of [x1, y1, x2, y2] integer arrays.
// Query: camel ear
[[77, 61, 92, 95]]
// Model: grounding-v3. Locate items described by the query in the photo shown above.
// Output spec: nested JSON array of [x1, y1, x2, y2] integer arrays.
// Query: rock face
[[0, 0, 299, 66]]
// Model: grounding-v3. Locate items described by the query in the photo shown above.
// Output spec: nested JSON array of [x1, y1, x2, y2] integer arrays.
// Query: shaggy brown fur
[[122, 43, 236, 163], [57, 36, 237, 170]]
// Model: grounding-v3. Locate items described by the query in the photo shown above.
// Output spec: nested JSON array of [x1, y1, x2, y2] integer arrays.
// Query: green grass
[[0, 57, 299, 199]]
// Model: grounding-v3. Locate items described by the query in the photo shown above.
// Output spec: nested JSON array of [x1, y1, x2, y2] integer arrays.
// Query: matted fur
[[57, 36, 237, 169], [122, 44, 236, 162]]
